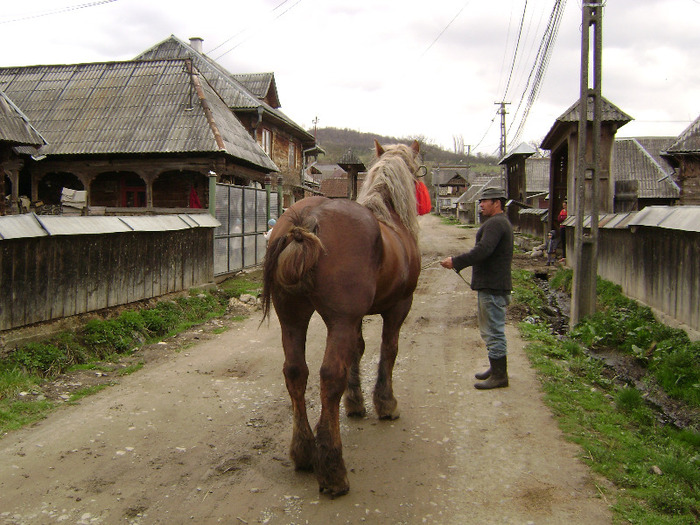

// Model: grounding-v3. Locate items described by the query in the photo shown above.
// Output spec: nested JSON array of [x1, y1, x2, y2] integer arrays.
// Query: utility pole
[[312, 116, 319, 140], [570, 0, 603, 327], [495, 101, 510, 192]]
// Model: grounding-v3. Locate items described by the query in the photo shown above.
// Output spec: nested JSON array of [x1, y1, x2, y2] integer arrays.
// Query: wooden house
[[432, 165, 469, 216], [540, 96, 632, 229], [662, 115, 700, 205], [135, 36, 319, 208], [0, 59, 277, 215]]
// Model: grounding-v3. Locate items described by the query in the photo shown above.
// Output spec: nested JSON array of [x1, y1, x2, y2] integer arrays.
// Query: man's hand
[[440, 257, 453, 269]]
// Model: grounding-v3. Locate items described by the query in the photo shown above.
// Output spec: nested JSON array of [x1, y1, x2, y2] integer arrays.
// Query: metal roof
[[629, 205, 700, 232], [0, 59, 277, 172], [0, 214, 47, 239], [0, 213, 221, 240], [561, 206, 700, 232], [612, 137, 679, 199], [0, 89, 45, 146], [135, 35, 314, 146]]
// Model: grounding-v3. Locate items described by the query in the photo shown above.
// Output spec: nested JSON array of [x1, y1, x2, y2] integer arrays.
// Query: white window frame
[[262, 128, 272, 156]]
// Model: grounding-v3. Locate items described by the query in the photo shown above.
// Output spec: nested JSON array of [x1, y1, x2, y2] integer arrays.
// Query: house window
[[120, 173, 146, 207], [262, 128, 272, 156], [288, 143, 296, 168]]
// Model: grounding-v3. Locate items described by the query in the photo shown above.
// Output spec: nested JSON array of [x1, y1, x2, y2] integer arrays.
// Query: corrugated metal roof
[[612, 138, 679, 199], [0, 90, 45, 146], [0, 214, 47, 239], [665, 114, 700, 154], [36, 215, 133, 235], [0, 60, 277, 172], [121, 215, 191, 231], [0, 213, 221, 240], [135, 35, 314, 145], [561, 206, 700, 232], [629, 205, 700, 232]]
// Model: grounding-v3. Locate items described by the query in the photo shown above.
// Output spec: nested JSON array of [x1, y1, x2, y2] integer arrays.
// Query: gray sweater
[[452, 213, 513, 294]]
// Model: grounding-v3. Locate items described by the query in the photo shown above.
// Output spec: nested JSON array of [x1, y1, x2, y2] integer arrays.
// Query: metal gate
[[213, 183, 278, 276]]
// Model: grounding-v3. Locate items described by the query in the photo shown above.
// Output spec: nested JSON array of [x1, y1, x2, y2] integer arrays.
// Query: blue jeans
[[477, 291, 510, 359]]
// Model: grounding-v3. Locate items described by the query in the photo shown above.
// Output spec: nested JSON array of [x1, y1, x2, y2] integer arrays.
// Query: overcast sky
[[2, 0, 698, 155]]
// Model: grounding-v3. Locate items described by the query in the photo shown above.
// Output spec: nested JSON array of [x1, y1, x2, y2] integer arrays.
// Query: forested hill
[[311, 127, 498, 168]]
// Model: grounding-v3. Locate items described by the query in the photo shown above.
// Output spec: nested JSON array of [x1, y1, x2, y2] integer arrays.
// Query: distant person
[[440, 187, 514, 390], [264, 218, 276, 242], [557, 200, 567, 261], [545, 229, 558, 266]]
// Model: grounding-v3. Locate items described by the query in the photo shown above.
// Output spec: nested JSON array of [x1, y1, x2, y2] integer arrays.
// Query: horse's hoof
[[346, 406, 367, 418], [319, 481, 350, 498], [378, 409, 400, 421]]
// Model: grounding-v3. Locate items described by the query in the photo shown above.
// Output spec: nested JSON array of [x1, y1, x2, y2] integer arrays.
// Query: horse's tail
[[261, 213, 324, 322]]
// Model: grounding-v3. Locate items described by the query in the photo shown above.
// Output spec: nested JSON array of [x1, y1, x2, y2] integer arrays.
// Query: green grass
[[1, 278, 259, 437], [513, 268, 700, 524]]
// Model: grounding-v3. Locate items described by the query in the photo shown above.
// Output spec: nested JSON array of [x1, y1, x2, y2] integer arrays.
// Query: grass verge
[[0, 272, 261, 437], [512, 268, 699, 524]]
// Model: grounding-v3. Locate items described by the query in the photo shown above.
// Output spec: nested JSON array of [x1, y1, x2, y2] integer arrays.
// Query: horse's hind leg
[[374, 298, 413, 420], [279, 301, 316, 471], [344, 325, 366, 417], [315, 321, 358, 497]]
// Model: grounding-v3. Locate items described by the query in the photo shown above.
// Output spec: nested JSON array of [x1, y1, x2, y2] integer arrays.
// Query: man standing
[[440, 187, 514, 390]]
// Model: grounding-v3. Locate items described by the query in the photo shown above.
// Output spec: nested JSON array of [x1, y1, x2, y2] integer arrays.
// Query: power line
[[507, 0, 567, 148], [420, 1, 472, 58], [211, 0, 303, 60], [0, 0, 118, 25], [500, 0, 529, 101]]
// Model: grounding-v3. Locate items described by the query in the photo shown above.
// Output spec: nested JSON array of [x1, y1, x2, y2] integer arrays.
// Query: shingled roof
[[0, 90, 44, 146], [612, 137, 679, 199], [541, 96, 632, 149], [233, 72, 280, 109], [665, 114, 700, 154], [135, 35, 313, 146], [0, 59, 277, 172]]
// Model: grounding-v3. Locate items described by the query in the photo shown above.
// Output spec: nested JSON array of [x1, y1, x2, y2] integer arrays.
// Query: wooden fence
[[0, 213, 218, 332]]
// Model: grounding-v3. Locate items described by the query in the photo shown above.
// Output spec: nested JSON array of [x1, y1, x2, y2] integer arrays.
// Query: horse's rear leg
[[279, 304, 315, 471], [315, 321, 358, 497], [344, 326, 366, 417], [374, 299, 413, 420]]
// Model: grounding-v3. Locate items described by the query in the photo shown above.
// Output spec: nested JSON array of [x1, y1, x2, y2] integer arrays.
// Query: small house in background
[[456, 176, 502, 224], [662, 115, 700, 205], [432, 165, 469, 216], [611, 137, 679, 211]]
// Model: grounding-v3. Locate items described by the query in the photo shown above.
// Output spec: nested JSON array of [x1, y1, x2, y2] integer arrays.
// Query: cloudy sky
[[2, 0, 698, 155]]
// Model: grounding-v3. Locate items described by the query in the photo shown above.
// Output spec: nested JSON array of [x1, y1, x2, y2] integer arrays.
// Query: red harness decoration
[[415, 180, 431, 215]]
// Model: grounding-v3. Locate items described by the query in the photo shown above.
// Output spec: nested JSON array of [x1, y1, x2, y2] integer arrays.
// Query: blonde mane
[[356, 142, 420, 241]]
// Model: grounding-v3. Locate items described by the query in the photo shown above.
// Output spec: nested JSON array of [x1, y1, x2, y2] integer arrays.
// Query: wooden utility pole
[[570, 0, 603, 326]]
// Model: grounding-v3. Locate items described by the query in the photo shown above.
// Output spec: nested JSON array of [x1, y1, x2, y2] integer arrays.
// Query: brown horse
[[261, 140, 423, 497]]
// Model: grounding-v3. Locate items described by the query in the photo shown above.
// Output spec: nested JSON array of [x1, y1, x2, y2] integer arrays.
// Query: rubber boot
[[474, 357, 508, 389], [474, 366, 491, 380]]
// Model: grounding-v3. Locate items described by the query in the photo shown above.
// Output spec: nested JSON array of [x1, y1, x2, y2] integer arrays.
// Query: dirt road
[[0, 214, 612, 524]]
